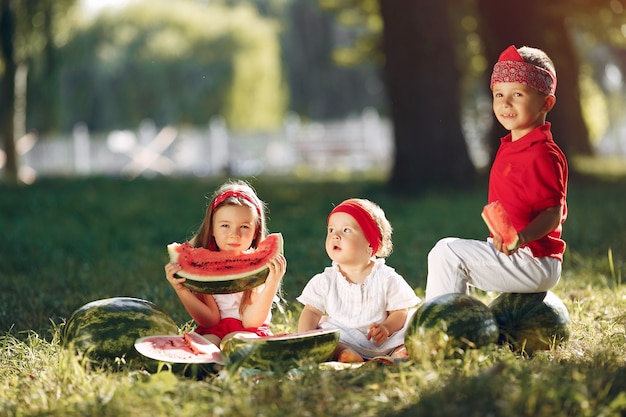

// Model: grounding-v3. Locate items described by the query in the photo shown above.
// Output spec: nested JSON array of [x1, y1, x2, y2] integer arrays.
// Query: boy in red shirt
[[425, 45, 568, 300]]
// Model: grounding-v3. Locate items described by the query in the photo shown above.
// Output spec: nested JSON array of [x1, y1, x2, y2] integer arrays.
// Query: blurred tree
[[1, 0, 18, 183], [321, 0, 475, 191], [0, 0, 76, 183], [286, 0, 385, 119], [382, 0, 475, 191], [218, 0, 386, 120], [34, 1, 285, 132]]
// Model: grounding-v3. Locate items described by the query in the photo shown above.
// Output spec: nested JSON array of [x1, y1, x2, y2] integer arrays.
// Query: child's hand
[[367, 323, 390, 345], [265, 254, 287, 286], [491, 233, 508, 254], [164, 262, 187, 291], [492, 233, 521, 256]]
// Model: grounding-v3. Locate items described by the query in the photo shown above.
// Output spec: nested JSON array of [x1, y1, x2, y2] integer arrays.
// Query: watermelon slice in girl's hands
[[481, 201, 519, 250], [167, 233, 283, 294]]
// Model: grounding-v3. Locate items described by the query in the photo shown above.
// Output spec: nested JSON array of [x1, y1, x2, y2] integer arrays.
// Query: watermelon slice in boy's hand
[[481, 201, 519, 251]]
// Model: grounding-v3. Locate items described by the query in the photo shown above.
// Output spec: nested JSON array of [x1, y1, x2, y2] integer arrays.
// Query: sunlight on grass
[[571, 155, 626, 179], [1, 175, 625, 416]]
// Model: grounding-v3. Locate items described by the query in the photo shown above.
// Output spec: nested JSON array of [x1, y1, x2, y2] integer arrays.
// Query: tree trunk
[[476, 0, 593, 160], [0, 0, 18, 183], [40, 1, 58, 132], [380, 0, 475, 193]]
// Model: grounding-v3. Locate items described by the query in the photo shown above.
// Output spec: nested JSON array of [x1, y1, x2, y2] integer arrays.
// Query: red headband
[[212, 190, 261, 216], [490, 45, 556, 96], [329, 201, 381, 255]]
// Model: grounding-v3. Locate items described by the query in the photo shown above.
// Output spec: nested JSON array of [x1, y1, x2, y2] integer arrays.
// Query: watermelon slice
[[134, 332, 225, 364], [221, 328, 339, 371], [168, 233, 283, 294], [481, 201, 519, 250]]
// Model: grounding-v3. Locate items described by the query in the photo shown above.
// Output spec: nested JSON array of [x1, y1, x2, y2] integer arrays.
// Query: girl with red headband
[[165, 180, 286, 347], [425, 45, 568, 300], [297, 198, 420, 363]]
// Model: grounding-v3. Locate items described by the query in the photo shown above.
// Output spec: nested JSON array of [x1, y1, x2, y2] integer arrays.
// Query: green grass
[[1, 173, 625, 416]]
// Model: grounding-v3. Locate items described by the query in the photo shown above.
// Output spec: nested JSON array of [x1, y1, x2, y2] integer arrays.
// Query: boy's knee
[[428, 237, 456, 261]]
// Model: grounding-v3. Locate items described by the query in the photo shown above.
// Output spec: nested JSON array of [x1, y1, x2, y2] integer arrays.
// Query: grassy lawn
[[1, 171, 625, 416]]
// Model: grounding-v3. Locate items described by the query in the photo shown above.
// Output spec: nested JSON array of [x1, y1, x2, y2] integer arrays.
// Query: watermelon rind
[[221, 328, 339, 371], [489, 291, 570, 354], [405, 293, 499, 358], [168, 233, 283, 294], [62, 297, 179, 367]]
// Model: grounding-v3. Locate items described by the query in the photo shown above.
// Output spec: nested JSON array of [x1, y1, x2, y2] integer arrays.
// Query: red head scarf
[[490, 45, 556, 96], [211, 190, 261, 216], [329, 201, 381, 255]]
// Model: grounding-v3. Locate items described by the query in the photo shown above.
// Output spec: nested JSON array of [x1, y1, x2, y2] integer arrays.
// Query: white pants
[[425, 237, 561, 300]]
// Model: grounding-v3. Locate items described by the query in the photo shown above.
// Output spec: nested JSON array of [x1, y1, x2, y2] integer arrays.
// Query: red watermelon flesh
[[167, 233, 283, 294], [481, 201, 519, 250]]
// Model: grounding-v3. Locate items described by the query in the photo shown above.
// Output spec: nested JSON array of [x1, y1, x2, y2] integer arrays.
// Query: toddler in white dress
[[297, 198, 420, 363]]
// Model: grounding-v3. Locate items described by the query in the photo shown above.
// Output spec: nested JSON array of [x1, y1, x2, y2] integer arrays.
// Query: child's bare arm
[[494, 205, 562, 255], [241, 254, 286, 328], [165, 262, 220, 328], [298, 305, 324, 332], [368, 308, 408, 344]]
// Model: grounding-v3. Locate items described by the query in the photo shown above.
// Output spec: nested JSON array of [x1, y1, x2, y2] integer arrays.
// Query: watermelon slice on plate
[[481, 201, 519, 250], [167, 232, 283, 294], [135, 332, 225, 364]]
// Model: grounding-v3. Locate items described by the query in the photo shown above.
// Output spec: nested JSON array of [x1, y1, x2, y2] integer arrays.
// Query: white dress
[[297, 258, 420, 358], [213, 284, 272, 324]]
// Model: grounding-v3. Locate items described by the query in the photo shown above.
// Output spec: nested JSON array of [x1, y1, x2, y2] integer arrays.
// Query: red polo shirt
[[488, 122, 568, 261]]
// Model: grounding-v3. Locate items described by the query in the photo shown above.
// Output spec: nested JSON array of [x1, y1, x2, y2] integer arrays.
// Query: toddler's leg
[[334, 342, 364, 363]]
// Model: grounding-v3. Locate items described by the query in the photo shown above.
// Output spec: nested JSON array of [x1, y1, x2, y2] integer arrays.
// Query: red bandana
[[212, 190, 261, 216], [329, 201, 381, 255], [490, 45, 556, 96]]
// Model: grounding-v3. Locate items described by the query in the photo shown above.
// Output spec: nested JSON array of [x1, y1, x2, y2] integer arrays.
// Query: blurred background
[[1, 0, 625, 189]]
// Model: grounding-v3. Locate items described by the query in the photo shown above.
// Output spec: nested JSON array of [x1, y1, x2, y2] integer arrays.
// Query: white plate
[[135, 332, 225, 364]]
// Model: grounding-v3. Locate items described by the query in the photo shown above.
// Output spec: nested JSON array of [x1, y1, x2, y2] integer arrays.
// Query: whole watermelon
[[488, 291, 570, 354], [62, 297, 179, 365], [405, 293, 499, 359]]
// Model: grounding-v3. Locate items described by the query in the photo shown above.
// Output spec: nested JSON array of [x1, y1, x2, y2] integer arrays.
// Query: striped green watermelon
[[489, 291, 570, 354], [62, 297, 179, 366], [405, 293, 499, 358], [168, 233, 283, 294], [221, 328, 339, 371]]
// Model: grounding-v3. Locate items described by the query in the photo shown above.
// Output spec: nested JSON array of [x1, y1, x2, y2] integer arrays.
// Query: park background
[[1, 1, 626, 416], [1, 0, 626, 184]]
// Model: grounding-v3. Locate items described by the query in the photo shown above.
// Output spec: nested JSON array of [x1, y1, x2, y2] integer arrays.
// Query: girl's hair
[[190, 180, 270, 315], [191, 180, 268, 251], [348, 198, 394, 258]]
